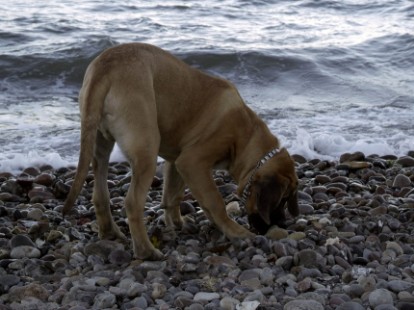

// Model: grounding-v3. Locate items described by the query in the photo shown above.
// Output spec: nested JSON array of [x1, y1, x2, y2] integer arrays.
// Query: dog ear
[[255, 176, 286, 225], [287, 190, 299, 217]]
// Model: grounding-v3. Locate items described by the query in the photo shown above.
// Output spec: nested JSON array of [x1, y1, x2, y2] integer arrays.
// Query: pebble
[[284, 299, 324, 310], [193, 292, 220, 302], [266, 226, 289, 240], [369, 288, 394, 308], [0, 155, 413, 309]]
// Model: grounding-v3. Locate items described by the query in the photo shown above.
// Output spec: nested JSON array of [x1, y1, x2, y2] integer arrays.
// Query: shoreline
[[0, 152, 414, 309]]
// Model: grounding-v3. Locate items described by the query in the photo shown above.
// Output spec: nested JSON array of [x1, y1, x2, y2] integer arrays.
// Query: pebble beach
[[1, 151, 414, 310]]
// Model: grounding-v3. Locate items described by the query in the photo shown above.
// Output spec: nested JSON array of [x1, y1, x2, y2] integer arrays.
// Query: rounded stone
[[34, 173, 55, 186], [10, 246, 41, 259], [8, 283, 50, 302], [295, 249, 321, 268], [336, 301, 365, 310], [284, 299, 324, 310], [108, 249, 132, 265], [10, 234, 36, 248], [220, 296, 240, 310], [368, 288, 393, 308], [288, 231, 306, 241], [93, 292, 116, 309], [27, 208, 44, 221], [152, 283, 167, 299], [266, 226, 289, 240], [388, 280, 414, 293], [193, 292, 220, 302], [396, 156, 414, 167], [392, 174, 411, 188]]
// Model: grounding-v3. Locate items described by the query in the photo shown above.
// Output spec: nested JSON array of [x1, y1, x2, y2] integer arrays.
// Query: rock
[[151, 283, 167, 299], [220, 296, 240, 310], [336, 301, 365, 310], [236, 300, 261, 310], [84, 240, 125, 259], [27, 208, 44, 220], [0, 192, 21, 202], [368, 288, 394, 308], [226, 201, 241, 216], [130, 296, 148, 309], [388, 280, 414, 293], [93, 292, 116, 309], [193, 292, 220, 302], [8, 283, 50, 302], [180, 201, 196, 215], [288, 231, 306, 241], [284, 299, 324, 310], [34, 173, 55, 186], [205, 255, 236, 268], [10, 246, 41, 259], [340, 152, 365, 163], [0, 275, 21, 293], [396, 156, 414, 167], [314, 175, 331, 184], [298, 204, 314, 215], [294, 249, 319, 268], [10, 234, 36, 247], [392, 174, 412, 188], [386, 241, 404, 255], [127, 282, 148, 298], [266, 226, 288, 240], [108, 249, 132, 265]]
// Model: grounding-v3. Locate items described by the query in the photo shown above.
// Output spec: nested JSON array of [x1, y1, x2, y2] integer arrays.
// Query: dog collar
[[239, 147, 280, 206]]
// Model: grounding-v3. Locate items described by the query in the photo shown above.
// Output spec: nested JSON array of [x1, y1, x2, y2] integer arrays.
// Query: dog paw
[[99, 229, 127, 242], [224, 224, 255, 241], [135, 248, 165, 261]]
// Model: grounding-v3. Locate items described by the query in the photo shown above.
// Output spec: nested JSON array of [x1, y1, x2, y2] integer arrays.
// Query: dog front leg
[[175, 153, 254, 241], [161, 161, 185, 228]]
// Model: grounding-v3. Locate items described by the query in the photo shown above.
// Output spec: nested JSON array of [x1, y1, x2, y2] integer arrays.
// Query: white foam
[[277, 127, 413, 161], [0, 151, 74, 174]]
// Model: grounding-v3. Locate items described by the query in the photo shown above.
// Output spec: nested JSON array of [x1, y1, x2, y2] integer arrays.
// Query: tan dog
[[63, 43, 299, 260]]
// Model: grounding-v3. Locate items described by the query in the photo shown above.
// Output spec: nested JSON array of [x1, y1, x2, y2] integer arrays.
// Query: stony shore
[[0, 152, 414, 310]]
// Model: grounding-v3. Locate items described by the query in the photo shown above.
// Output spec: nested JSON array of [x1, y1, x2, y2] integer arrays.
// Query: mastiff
[[63, 43, 299, 260]]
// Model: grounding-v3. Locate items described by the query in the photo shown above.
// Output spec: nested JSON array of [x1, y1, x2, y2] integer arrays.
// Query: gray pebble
[[388, 280, 414, 293], [336, 301, 365, 310], [108, 248, 132, 265], [10, 234, 36, 247], [392, 174, 412, 188], [93, 291, 116, 308], [10, 245, 41, 259], [369, 288, 394, 308], [284, 299, 324, 310]]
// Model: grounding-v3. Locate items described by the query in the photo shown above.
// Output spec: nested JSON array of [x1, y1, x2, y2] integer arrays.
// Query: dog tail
[[62, 66, 108, 216]]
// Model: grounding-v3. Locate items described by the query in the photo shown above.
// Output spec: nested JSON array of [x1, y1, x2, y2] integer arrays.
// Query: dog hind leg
[[114, 117, 163, 260], [92, 130, 126, 241]]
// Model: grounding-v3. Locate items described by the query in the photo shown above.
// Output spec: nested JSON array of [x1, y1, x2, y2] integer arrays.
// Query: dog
[[63, 43, 299, 260]]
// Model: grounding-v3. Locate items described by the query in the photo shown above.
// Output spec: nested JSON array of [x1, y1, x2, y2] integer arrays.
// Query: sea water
[[1, 0, 413, 173]]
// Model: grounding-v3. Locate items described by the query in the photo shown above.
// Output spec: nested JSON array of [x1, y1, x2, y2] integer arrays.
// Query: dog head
[[245, 148, 299, 234]]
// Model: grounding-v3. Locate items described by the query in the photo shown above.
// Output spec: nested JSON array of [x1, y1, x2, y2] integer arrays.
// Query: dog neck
[[239, 147, 280, 206]]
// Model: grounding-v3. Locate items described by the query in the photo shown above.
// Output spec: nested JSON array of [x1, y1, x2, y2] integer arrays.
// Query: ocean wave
[[0, 36, 118, 95], [2, 30, 412, 97], [0, 43, 321, 95], [179, 50, 318, 83]]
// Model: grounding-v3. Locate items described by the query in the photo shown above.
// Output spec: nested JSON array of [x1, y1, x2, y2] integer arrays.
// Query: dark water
[[1, 0, 413, 172]]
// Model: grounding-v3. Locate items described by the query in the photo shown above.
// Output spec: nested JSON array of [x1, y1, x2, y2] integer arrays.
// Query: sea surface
[[1, 0, 413, 173]]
